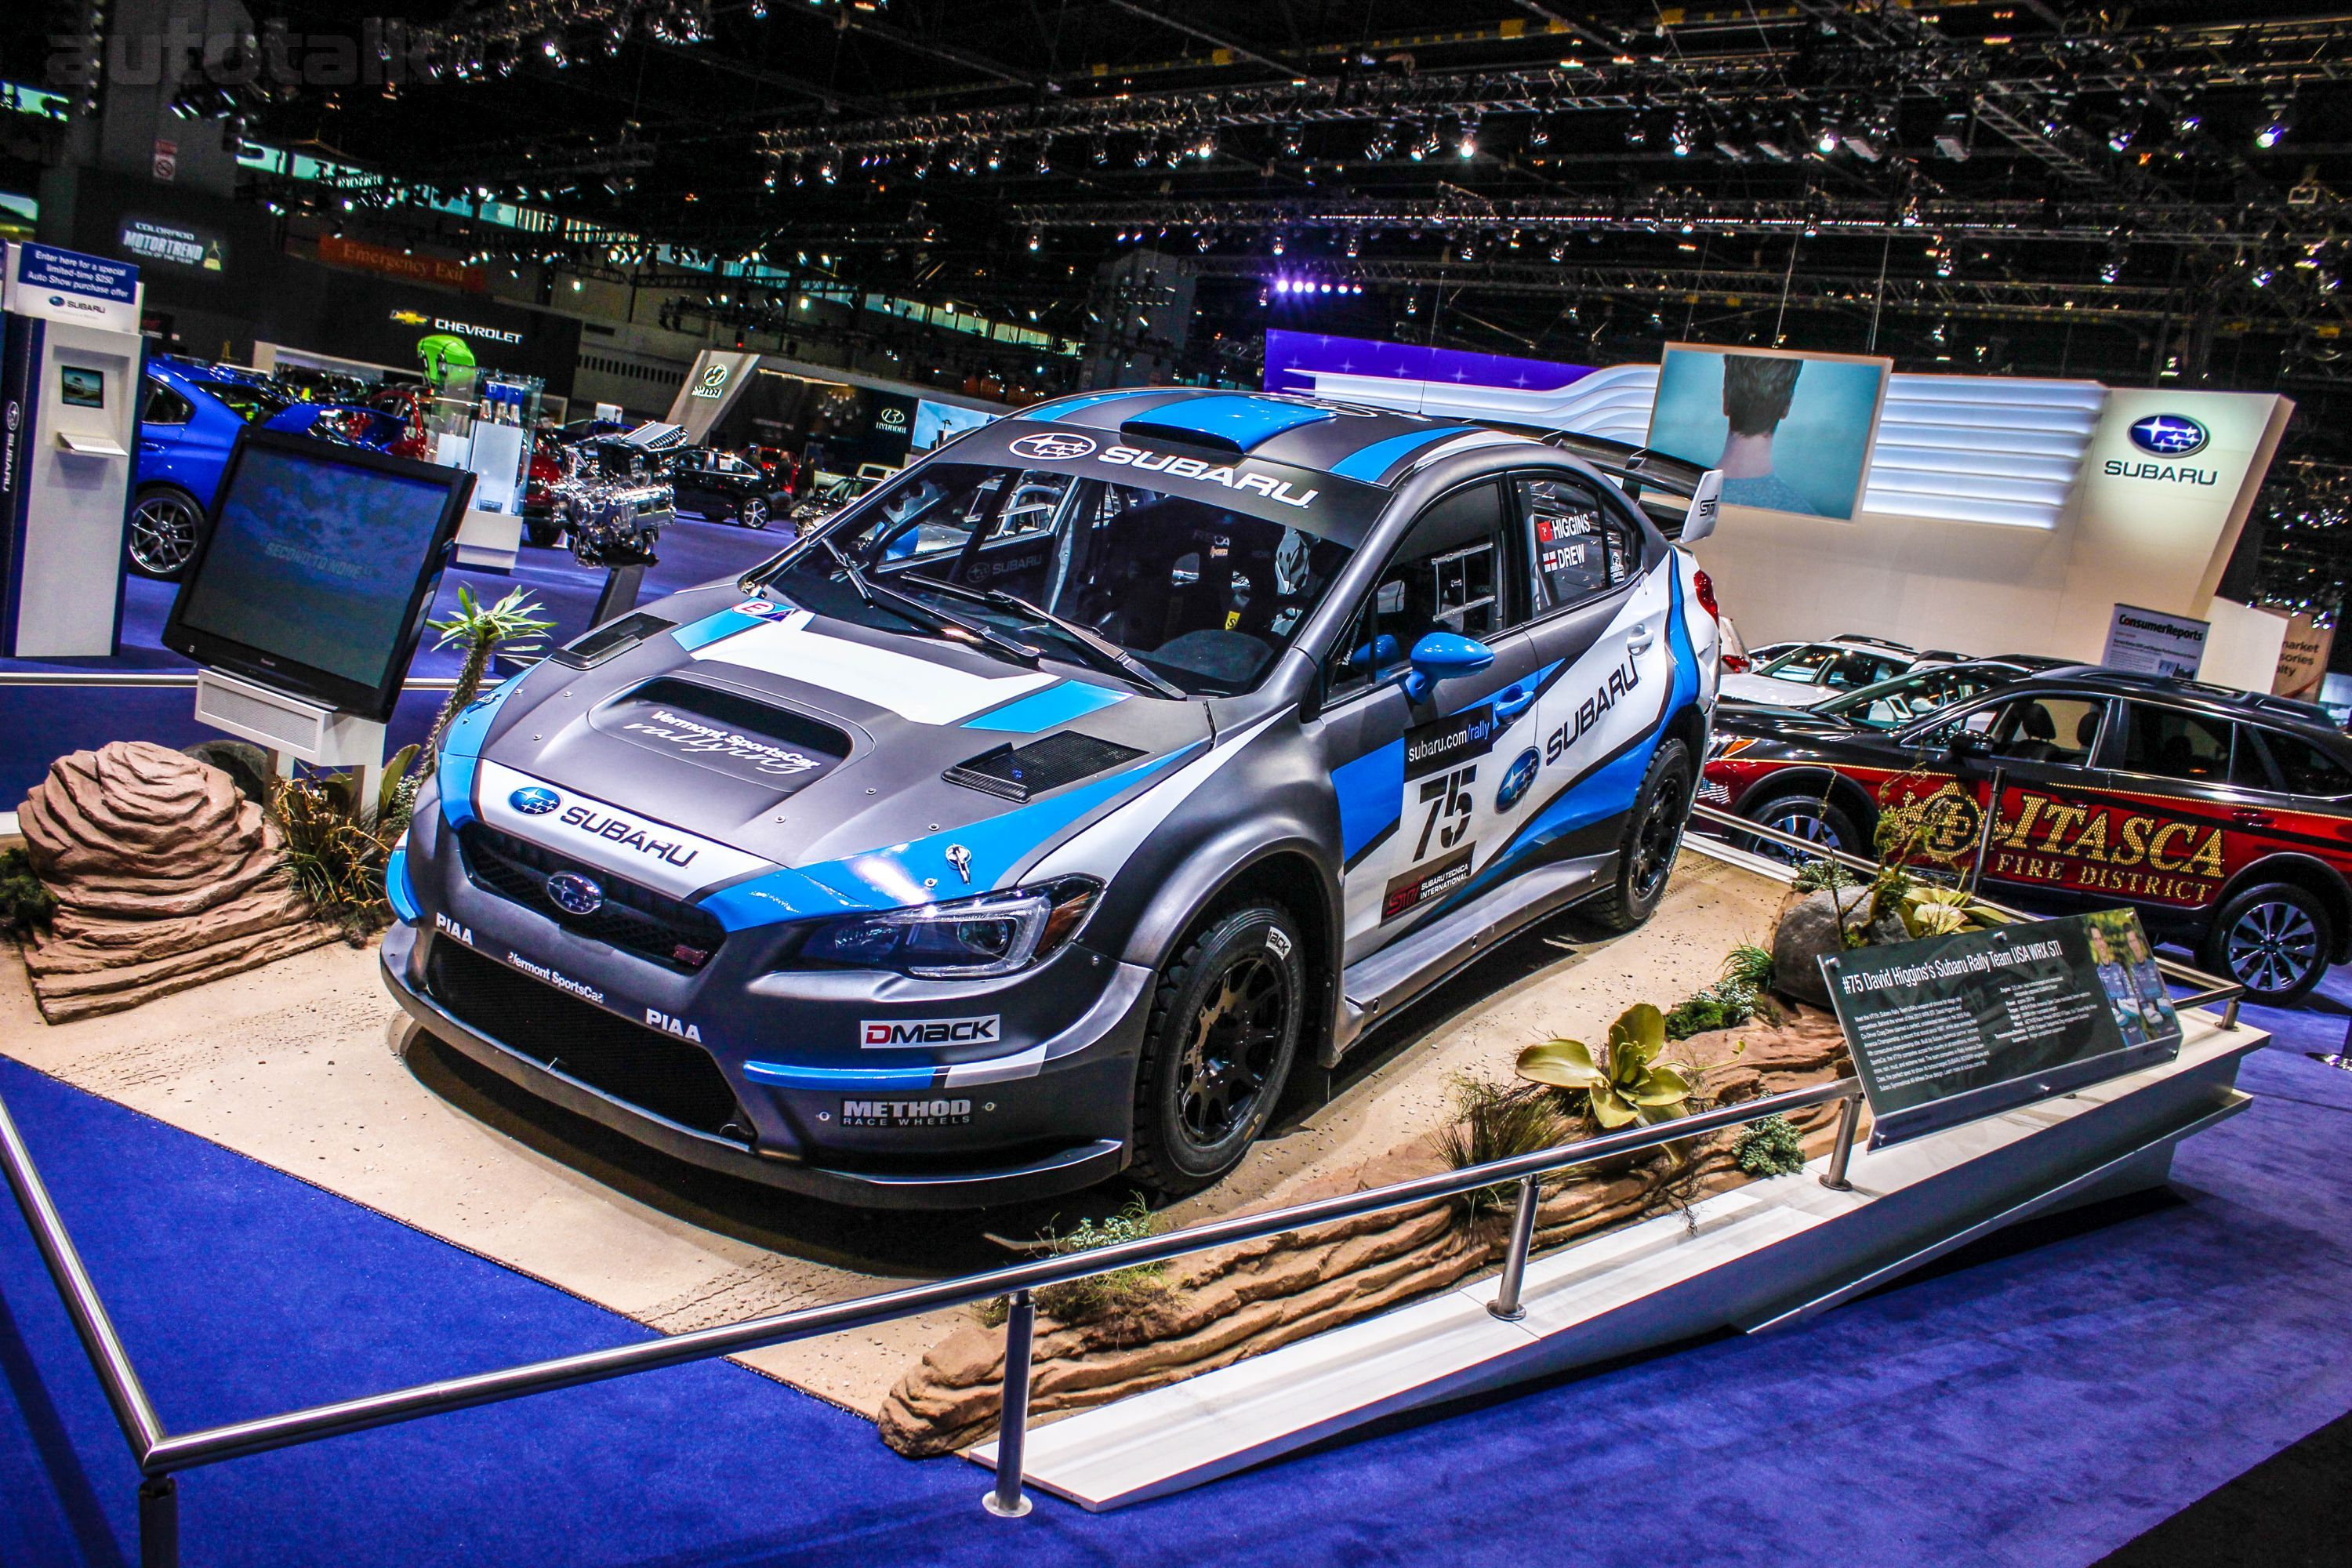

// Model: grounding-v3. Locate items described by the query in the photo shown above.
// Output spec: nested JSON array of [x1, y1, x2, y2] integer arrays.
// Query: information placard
[[1822, 909, 2182, 1149]]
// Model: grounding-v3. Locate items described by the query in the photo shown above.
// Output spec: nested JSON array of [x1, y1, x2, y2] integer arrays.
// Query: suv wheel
[[739, 495, 771, 530], [127, 485, 204, 579], [1129, 904, 1305, 1196], [1588, 738, 1693, 931], [1738, 787, 1862, 868], [2201, 881, 2332, 1004]]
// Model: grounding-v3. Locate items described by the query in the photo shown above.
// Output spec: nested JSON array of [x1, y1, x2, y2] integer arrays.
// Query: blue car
[[385, 388, 1728, 1208], [129, 358, 408, 579]]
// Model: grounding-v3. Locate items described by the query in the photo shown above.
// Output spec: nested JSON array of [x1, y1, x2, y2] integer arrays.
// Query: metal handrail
[[0, 1040, 1860, 1558], [1688, 800, 2246, 1026]]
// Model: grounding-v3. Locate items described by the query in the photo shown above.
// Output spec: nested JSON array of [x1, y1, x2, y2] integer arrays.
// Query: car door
[[2074, 701, 2259, 920], [1316, 478, 1541, 963], [670, 453, 720, 517], [1508, 470, 1665, 866], [135, 376, 191, 489], [1911, 689, 2118, 904]]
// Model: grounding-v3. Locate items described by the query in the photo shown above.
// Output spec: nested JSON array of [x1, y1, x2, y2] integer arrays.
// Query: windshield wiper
[[902, 574, 1186, 699], [820, 540, 1040, 667]]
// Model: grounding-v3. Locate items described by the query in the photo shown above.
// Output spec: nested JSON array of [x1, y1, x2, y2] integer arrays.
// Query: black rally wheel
[[2200, 880, 2333, 1004], [1129, 905, 1305, 1196], [1588, 738, 1695, 932]]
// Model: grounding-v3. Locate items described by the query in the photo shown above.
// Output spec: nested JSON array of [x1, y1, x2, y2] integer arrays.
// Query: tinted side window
[[1327, 481, 1505, 702], [2256, 728, 2352, 797], [141, 379, 193, 425], [2114, 702, 2234, 782], [1517, 474, 1609, 607], [1991, 695, 2106, 764]]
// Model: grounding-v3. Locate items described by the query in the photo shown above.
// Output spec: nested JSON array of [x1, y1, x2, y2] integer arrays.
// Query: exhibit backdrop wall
[[1284, 339, 2289, 665]]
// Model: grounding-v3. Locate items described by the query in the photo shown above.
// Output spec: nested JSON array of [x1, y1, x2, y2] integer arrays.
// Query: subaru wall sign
[[2127, 413, 2209, 458]]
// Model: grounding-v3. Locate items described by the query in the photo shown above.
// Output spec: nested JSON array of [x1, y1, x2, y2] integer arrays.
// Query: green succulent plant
[[1898, 884, 2009, 938], [1516, 1003, 1696, 1131]]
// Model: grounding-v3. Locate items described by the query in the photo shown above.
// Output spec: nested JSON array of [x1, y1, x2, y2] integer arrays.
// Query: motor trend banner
[[2102, 602, 2209, 677], [1823, 909, 2183, 1148]]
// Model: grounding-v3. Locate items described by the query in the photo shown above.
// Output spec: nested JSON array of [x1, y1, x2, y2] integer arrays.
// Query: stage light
[[1457, 118, 1479, 158], [1933, 113, 1970, 160], [1817, 122, 1842, 156], [2256, 107, 2290, 148], [1669, 116, 1693, 157]]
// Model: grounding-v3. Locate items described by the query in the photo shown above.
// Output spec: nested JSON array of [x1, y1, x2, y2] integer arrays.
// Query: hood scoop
[[588, 677, 851, 793], [946, 731, 1145, 803]]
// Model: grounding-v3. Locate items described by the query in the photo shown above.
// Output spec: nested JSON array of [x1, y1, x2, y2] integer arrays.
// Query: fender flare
[[1118, 820, 1341, 1019]]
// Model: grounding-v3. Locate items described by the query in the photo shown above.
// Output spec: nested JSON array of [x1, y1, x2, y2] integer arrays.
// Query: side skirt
[[1327, 849, 1616, 1064]]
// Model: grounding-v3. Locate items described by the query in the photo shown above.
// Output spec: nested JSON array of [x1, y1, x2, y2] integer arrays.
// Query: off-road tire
[[1587, 737, 1695, 932], [1127, 903, 1305, 1197]]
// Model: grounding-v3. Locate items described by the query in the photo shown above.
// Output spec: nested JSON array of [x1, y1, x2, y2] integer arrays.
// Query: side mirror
[[1946, 730, 1994, 769], [1403, 631, 1496, 702], [1346, 632, 1402, 673]]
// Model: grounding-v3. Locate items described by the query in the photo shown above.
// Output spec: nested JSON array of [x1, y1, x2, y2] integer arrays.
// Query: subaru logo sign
[[1007, 432, 1098, 461], [2128, 413, 2209, 458], [1495, 748, 1541, 813], [545, 872, 604, 916], [510, 786, 561, 815]]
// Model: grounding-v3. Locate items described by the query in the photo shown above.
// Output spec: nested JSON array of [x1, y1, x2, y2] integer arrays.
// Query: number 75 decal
[[1415, 764, 1478, 859]]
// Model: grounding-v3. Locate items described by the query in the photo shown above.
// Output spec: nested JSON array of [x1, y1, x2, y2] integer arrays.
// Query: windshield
[[760, 460, 1354, 696], [198, 380, 292, 423], [1817, 663, 2024, 731]]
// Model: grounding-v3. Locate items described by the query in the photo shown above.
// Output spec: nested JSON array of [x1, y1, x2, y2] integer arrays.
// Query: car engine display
[[543, 421, 684, 566]]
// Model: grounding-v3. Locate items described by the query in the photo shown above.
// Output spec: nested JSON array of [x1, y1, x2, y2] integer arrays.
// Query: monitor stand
[[193, 668, 390, 809]]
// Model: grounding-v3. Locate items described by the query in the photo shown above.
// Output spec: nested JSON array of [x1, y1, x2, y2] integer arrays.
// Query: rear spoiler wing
[[1540, 431, 1722, 544]]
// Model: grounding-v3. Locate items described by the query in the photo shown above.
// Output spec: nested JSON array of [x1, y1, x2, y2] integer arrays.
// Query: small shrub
[[1721, 943, 1774, 993], [1791, 858, 1859, 895], [978, 1195, 1170, 1326], [1434, 1073, 1576, 1218], [1732, 1114, 1809, 1178], [0, 848, 56, 939], [1664, 945, 1781, 1040], [271, 745, 419, 938]]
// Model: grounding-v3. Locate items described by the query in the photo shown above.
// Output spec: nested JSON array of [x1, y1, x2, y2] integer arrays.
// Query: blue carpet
[[1, 1001, 2350, 1566], [0, 517, 786, 806]]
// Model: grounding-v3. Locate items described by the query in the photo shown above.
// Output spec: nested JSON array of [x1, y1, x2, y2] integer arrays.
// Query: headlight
[[787, 878, 1100, 979], [1707, 735, 1755, 761]]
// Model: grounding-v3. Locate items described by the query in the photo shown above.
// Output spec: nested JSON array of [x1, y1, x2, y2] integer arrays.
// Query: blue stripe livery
[[437, 679, 521, 831], [671, 607, 772, 651], [742, 1060, 939, 1090], [1120, 394, 1337, 451], [1331, 739, 1405, 861], [386, 846, 420, 923], [964, 680, 1127, 732], [701, 742, 1202, 930], [1328, 426, 1475, 482]]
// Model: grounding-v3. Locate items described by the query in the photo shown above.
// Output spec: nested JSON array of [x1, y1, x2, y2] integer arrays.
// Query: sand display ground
[[0, 844, 1789, 1417]]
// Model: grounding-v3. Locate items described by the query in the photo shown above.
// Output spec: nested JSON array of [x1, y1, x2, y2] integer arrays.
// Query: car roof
[[1993, 667, 2352, 746], [1008, 387, 1545, 489]]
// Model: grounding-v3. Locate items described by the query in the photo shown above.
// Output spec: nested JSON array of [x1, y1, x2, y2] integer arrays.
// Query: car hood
[[1718, 672, 1835, 708], [1713, 697, 1861, 741], [452, 583, 1211, 911]]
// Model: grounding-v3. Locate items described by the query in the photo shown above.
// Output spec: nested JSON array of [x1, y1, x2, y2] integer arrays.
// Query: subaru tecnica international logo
[[1008, 432, 1097, 461], [545, 872, 604, 916], [2128, 413, 2209, 458], [510, 786, 561, 815]]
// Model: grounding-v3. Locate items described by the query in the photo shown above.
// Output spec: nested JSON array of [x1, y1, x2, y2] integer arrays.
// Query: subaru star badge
[[510, 786, 561, 815], [2128, 413, 2208, 458], [544, 872, 604, 915]]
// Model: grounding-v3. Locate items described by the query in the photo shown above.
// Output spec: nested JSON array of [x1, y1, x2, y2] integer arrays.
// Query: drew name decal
[[1546, 652, 1641, 763], [1095, 445, 1319, 508], [557, 804, 701, 867], [862, 1015, 1001, 1048]]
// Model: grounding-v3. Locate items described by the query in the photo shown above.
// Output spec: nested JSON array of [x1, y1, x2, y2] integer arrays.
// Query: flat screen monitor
[[163, 426, 476, 721]]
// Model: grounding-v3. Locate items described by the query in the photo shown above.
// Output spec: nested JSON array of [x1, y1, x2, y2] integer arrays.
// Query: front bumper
[[380, 909, 1149, 1210]]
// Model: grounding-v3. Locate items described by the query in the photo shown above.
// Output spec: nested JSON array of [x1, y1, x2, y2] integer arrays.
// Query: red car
[[1704, 666, 2352, 1001]]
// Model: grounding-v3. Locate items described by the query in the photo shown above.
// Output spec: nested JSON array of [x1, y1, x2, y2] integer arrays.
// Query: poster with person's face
[[1646, 345, 1891, 521]]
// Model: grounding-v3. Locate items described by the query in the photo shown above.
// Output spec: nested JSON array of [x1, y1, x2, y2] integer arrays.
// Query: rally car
[[1704, 667, 2352, 1002], [382, 389, 1723, 1208]]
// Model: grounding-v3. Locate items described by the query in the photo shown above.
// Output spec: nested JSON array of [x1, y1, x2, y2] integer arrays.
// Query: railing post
[[1487, 1175, 1541, 1323], [2221, 995, 2241, 1031], [139, 1475, 177, 1568], [1821, 1093, 1864, 1192], [982, 1290, 1036, 1519], [1965, 764, 2006, 895]]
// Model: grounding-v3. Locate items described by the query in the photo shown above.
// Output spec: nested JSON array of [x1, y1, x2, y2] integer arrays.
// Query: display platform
[[975, 983, 2261, 1508], [0, 828, 1793, 1414]]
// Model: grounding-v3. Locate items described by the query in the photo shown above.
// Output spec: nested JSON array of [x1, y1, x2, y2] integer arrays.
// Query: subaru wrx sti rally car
[[383, 390, 1724, 1207]]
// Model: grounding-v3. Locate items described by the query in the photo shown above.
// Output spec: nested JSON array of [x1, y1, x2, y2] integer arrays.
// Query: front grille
[[424, 939, 747, 1138], [458, 822, 725, 971]]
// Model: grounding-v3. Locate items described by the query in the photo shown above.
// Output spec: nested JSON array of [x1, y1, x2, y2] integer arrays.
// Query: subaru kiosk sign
[[0, 240, 144, 657]]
